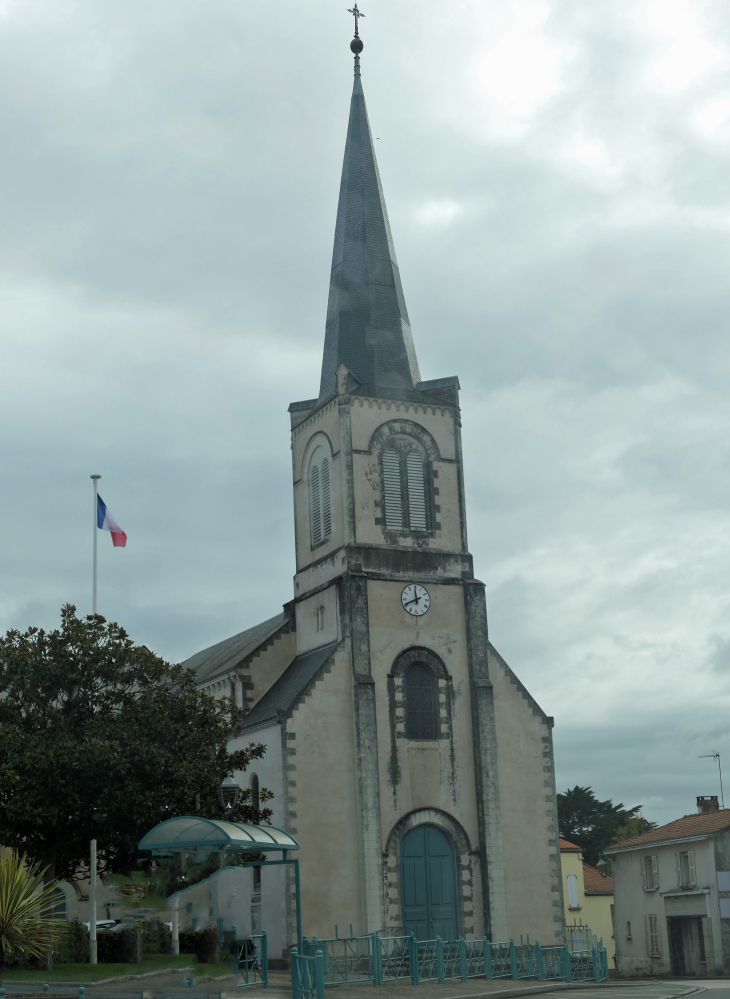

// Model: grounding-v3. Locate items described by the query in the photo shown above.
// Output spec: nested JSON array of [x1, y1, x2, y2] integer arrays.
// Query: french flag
[[97, 494, 127, 548]]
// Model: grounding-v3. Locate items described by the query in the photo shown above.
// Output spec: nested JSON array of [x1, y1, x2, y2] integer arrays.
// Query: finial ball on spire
[[350, 36, 363, 54]]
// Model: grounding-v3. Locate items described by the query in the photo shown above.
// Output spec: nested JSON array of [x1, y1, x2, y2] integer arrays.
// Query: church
[[181, 27, 564, 961]]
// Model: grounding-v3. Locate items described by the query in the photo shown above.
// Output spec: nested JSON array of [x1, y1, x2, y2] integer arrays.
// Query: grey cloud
[[3, 0, 730, 826]]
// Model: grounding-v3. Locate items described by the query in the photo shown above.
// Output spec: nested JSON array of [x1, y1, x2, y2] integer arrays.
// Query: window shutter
[[676, 852, 681, 886], [321, 457, 332, 539], [382, 450, 403, 529], [648, 914, 660, 957], [311, 463, 322, 546], [652, 855, 659, 889], [406, 452, 427, 531], [688, 851, 696, 886], [567, 873, 579, 908]]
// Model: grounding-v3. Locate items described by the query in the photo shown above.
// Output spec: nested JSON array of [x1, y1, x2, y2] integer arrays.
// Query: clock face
[[402, 583, 430, 617]]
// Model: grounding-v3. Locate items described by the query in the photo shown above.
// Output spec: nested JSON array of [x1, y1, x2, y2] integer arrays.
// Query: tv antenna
[[700, 752, 725, 808]]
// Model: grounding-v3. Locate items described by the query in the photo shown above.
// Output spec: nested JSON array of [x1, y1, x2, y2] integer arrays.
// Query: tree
[[557, 785, 656, 866], [0, 849, 58, 983], [0, 605, 272, 892]]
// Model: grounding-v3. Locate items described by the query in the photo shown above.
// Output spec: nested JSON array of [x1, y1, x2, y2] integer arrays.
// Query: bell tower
[[283, 20, 562, 946]]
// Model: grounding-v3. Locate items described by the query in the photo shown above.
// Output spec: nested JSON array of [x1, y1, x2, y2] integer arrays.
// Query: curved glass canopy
[[138, 816, 299, 855]]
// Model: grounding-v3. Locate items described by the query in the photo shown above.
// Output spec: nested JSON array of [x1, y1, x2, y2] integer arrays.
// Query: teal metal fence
[[291, 946, 324, 999], [231, 931, 269, 988], [282, 928, 608, 994]]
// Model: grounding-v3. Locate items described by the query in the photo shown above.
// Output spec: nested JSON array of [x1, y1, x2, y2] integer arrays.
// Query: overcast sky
[[2, 0, 730, 827]]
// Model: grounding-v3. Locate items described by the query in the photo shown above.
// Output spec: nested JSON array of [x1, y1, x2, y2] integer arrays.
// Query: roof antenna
[[700, 752, 725, 808], [347, 4, 364, 55]]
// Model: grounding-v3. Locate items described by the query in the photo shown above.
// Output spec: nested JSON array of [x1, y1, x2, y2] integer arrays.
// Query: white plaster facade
[[607, 803, 730, 977]]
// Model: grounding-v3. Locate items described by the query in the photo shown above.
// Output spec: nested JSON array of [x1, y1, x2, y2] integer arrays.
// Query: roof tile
[[611, 809, 730, 850]]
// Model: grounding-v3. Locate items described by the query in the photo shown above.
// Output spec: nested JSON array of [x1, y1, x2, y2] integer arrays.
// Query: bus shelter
[[138, 817, 302, 950]]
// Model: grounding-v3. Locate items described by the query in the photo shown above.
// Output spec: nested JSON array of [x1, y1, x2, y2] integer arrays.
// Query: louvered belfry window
[[382, 442, 428, 532], [382, 450, 403, 529], [405, 663, 438, 739], [406, 452, 427, 530], [309, 446, 332, 548]]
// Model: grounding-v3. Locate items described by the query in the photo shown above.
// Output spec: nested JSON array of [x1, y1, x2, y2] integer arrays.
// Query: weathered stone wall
[[488, 644, 563, 944]]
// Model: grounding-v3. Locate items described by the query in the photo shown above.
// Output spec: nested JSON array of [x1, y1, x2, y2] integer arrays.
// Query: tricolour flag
[[97, 494, 127, 547]]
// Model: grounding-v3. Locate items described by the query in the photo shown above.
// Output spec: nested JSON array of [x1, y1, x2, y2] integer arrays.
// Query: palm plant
[[0, 848, 57, 983]]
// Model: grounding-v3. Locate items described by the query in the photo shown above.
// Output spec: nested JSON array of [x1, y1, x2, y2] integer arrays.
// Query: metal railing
[[567, 919, 605, 953], [231, 931, 269, 988], [257, 927, 608, 993], [291, 946, 324, 999]]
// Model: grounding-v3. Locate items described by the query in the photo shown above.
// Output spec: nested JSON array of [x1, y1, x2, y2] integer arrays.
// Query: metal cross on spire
[[347, 4, 365, 37]]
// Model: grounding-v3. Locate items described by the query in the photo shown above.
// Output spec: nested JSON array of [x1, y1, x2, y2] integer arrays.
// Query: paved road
[[0, 977, 715, 999]]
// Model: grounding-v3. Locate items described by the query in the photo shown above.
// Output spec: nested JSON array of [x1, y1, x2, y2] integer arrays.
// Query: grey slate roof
[[181, 612, 288, 686], [318, 55, 420, 402], [240, 640, 341, 731]]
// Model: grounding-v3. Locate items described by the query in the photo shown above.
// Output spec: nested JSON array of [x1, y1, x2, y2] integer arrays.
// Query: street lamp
[[218, 776, 241, 814]]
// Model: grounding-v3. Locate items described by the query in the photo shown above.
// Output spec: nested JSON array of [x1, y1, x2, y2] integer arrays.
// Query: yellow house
[[560, 838, 615, 970]]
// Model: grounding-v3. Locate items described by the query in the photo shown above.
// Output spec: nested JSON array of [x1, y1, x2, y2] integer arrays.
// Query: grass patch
[[6, 954, 235, 982]]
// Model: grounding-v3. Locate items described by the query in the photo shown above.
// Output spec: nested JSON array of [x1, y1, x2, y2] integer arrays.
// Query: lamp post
[[218, 777, 241, 814]]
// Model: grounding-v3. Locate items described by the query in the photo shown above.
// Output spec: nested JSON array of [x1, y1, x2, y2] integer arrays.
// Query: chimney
[[697, 795, 720, 814]]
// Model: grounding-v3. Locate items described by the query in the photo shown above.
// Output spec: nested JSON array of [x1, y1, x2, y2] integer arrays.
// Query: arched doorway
[[400, 825, 457, 940]]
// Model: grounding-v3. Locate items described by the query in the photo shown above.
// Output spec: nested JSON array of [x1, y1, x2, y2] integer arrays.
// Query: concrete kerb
[[3, 971, 237, 988], [420, 984, 704, 999]]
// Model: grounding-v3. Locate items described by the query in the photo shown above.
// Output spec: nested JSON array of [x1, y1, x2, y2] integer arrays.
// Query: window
[[626, 921, 632, 940], [381, 443, 429, 532], [405, 664, 438, 739], [309, 446, 332, 547], [648, 914, 661, 957], [567, 873, 579, 908], [253, 866, 261, 894], [53, 887, 67, 919], [315, 606, 325, 632], [250, 774, 260, 824], [643, 855, 659, 890], [677, 850, 696, 887]]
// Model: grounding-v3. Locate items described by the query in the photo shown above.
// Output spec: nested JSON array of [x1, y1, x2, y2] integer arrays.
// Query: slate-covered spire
[[318, 39, 421, 402]]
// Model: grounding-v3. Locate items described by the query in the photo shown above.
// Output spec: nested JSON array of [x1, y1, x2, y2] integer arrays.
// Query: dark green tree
[[557, 785, 656, 866], [0, 604, 272, 890]]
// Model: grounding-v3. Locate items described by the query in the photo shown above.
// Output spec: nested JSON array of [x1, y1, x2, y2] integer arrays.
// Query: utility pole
[[89, 839, 97, 964]]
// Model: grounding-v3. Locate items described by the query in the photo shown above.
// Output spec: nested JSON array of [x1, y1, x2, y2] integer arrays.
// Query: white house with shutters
[[607, 796, 730, 977], [178, 36, 565, 962]]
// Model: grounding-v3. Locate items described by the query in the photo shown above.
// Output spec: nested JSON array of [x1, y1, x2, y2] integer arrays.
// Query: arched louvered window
[[309, 445, 332, 547], [405, 663, 438, 740], [382, 443, 428, 532]]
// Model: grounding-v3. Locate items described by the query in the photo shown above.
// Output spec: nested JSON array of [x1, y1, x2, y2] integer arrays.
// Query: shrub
[[195, 927, 221, 964], [97, 926, 142, 964], [177, 927, 220, 963], [142, 920, 171, 956], [54, 920, 89, 964]]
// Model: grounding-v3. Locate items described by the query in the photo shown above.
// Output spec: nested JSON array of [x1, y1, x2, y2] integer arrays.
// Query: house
[[179, 35, 565, 958], [560, 839, 615, 970], [606, 795, 730, 977]]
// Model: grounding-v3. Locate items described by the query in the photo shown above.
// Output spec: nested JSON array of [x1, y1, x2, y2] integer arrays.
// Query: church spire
[[318, 20, 421, 402]]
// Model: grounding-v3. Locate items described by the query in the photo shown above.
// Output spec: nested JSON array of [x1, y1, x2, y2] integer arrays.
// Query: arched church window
[[309, 445, 332, 547], [405, 663, 438, 740], [382, 443, 428, 532]]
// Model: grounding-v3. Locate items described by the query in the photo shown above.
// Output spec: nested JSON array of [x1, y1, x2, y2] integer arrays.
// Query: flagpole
[[91, 475, 101, 614]]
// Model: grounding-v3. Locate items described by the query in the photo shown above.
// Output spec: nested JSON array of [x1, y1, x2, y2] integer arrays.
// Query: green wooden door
[[401, 825, 457, 940]]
